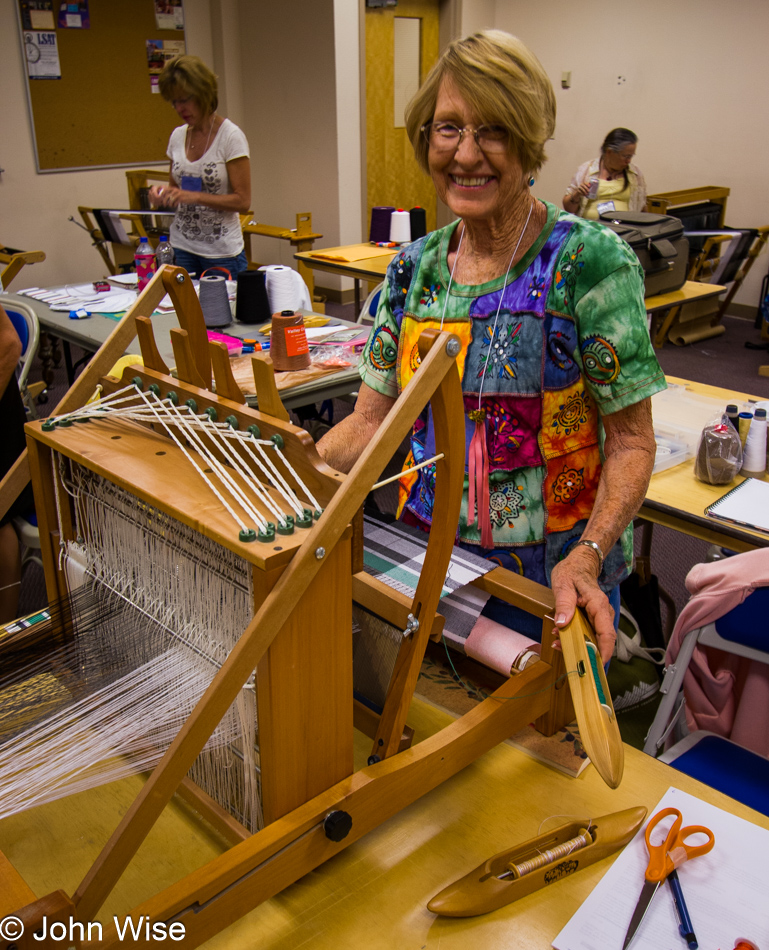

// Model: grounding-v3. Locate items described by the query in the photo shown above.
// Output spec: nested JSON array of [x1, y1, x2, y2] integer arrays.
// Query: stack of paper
[[553, 786, 769, 950]]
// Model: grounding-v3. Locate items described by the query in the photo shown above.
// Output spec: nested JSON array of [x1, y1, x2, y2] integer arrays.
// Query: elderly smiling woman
[[317, 30, 665, 663]]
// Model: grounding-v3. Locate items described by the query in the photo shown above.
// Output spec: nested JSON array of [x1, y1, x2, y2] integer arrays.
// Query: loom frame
[[0, 266, 623, 949]]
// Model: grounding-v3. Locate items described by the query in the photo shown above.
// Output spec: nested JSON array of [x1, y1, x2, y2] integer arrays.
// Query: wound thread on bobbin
[[369, 206, 395, 243], [199, 271, 232, 328], [270, 310, 310, 372]]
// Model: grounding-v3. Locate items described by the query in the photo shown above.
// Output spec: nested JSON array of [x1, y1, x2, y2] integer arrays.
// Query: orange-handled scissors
[[623, 808, 715, 949]]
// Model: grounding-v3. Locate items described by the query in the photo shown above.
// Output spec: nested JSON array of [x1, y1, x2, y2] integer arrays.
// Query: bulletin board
[[17, 0, 187, 172]]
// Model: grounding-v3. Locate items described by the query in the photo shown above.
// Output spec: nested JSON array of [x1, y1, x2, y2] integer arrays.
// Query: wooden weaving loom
[[0, 266, 623, 949]]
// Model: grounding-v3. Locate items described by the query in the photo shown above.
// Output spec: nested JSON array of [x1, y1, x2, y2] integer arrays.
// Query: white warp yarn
[[259, 265, 312, 313]]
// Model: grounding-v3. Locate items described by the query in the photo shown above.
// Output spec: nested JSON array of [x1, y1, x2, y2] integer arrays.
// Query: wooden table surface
[[643, 280, 726, 315], [2, 696, 766, 950], [642, 376, 769, 550], [295, 243, 395, 282], [295, 244, 394, 313]]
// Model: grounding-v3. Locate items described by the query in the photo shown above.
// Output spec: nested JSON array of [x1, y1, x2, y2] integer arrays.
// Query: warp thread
[[259, 265, 312, 313], [199, 267, 232, 328], [235, 269, 271, 325], [369, 206, 395, 243], [270, 310, 310, 372]]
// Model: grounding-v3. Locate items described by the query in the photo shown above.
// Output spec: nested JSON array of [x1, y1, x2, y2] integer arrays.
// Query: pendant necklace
[[187, 115, 216, 159], [462, 198, 536, 547]]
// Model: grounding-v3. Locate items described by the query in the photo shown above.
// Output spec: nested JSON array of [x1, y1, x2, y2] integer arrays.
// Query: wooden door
[[365, 0, 440, 236]]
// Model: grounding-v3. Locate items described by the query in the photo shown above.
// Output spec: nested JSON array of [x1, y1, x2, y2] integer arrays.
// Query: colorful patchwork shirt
[[358, 201, 666, 591]]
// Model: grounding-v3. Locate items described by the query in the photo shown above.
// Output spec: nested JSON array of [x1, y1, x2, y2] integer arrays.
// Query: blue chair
[[5, 300, 44, 418], [644, 585, 769, 816], [5, 301, 44, 570], [358, 281, 383, 325]]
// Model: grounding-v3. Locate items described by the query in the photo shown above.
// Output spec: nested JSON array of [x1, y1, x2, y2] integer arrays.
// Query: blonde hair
[[158, 55, 218, 116], [405, 30, 556, 176]]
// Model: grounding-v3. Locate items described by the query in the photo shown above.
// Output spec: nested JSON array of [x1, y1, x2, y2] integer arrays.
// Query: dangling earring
[[528, 175, 536, 187]]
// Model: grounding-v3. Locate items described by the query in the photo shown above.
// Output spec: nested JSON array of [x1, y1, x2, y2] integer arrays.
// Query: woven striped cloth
[[362, 514, 492, 647]]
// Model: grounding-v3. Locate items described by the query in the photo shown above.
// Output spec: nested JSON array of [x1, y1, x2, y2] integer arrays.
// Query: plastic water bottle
[[155, 235, 175, 269], [134, 236, 156, 291]]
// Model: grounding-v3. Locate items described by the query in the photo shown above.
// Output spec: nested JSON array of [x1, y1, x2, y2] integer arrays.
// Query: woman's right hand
[[148, 185, 167, 208], [564, 179, 590, 211], [571, 180, 591, 200]]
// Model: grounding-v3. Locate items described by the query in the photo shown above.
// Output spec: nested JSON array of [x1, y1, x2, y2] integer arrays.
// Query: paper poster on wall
[[154, 0, 184, 31], [24, 30, 61, 78], [57, 1, 89, 28], [146, 38, 185, 75], [19, 1, 55, 30]]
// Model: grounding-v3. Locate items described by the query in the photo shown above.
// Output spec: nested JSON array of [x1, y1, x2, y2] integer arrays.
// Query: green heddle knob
[[205, 407, 218, 422], [277, 516, 295, 536], [270, 434, 284, 450], [257, 523, 276, 543], [226, 415, 239, 430], [131, 376, 144, 390], [239, 528, 257, 543], [247, 424, 261, 439], [167, 391, 179, 405], [148, 383, 161, 397], [185, 399, 198, 413], [296, 509, 313, 529]]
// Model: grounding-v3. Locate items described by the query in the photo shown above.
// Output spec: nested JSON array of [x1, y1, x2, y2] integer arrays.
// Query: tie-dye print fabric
[[358, 201, 666, 591]]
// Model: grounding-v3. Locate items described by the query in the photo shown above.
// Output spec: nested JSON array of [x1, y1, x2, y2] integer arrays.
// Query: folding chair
[[5, 300, 45, 419], [5, 301, 44, 571], [644, 555, 769, 816], [358, 281, 384, 325]]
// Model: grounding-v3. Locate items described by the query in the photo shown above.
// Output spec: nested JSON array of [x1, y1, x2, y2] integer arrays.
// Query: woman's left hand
[[550, 548, 616, 664], [154, 185, 186, 208]]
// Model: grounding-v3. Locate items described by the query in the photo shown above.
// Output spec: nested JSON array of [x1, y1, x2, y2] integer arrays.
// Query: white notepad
[[553, 786, 769, 950], [705, 477, 769, 534]]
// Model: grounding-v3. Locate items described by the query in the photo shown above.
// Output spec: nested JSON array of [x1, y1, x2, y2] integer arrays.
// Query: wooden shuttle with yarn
[[0, 266, 624, 949], [427, 806, 647, 917]]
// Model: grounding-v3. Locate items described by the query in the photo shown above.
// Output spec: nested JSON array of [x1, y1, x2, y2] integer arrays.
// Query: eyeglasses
[[421, 122, 510, 153], [171, 96, 193, 107]]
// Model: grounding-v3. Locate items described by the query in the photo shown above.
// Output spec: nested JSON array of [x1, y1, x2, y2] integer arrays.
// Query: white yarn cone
[[389, 209, 411, 243], [742, 409, 767, 476], [258, 265, 312, 312]]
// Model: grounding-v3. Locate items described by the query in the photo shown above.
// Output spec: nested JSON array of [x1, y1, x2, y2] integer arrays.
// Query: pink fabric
[[666, 548, 769, 756], [468, 416, 492, 546], [465, 615, 540, 676]]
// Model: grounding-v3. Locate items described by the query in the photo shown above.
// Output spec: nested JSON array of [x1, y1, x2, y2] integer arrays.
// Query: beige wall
[[233, 0, 342, 274], [0, 0, 213, 288], [459, 0, 769, 309], [1, 0, 358, 293]]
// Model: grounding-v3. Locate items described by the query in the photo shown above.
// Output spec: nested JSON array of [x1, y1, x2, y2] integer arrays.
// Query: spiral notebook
[[705, 477, 769, 533]]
